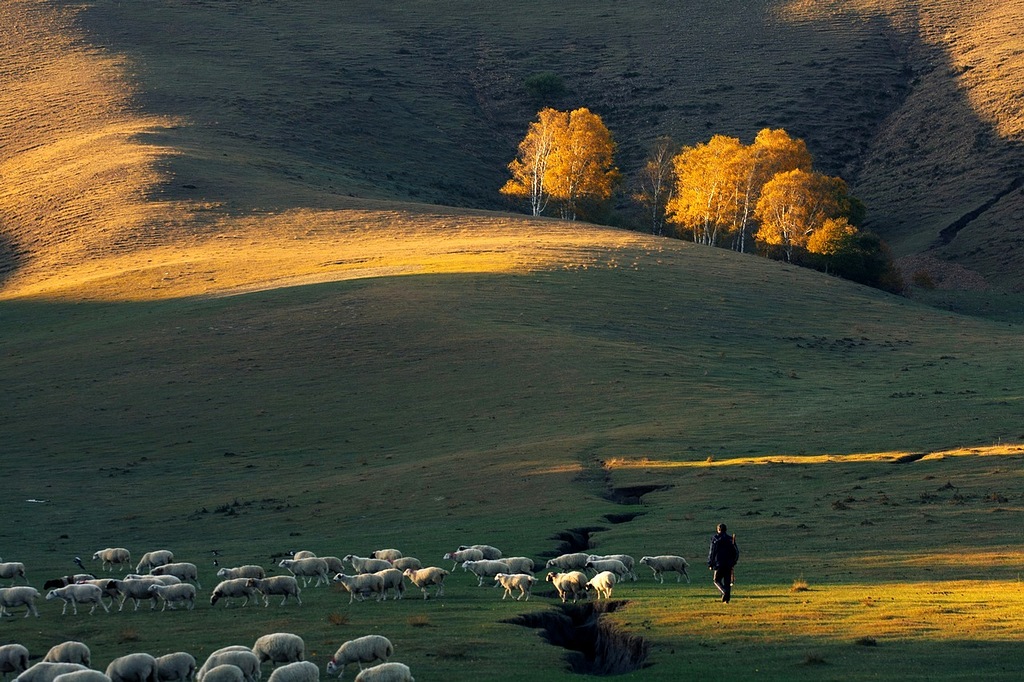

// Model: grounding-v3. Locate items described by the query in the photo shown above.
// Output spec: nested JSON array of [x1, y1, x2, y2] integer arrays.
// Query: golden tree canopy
[[754, 169, 851, 261]]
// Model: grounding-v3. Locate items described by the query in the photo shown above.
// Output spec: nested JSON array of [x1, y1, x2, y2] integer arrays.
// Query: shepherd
[[707, 523, 739, 603]]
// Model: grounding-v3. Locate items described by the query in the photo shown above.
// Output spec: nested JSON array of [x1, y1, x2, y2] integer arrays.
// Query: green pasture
[[2, 240, 1023, 679]]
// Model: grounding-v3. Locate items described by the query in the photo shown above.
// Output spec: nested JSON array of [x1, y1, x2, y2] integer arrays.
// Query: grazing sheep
[[461, 560, 511, 587], [401, 568, 447, 600], [374, 569, 405, 601], [639, 555, 691, 584], [544, 553, 589, 571], [325, 635, 393, 680], [210, 578, 260, 607], [493, 573, 535, 601], [587, 554, 637, 580], [320, 557, 345, 576], [341, 556, 391, 575], [586, 570, 617, 600], [135, 551, 175, 574], [0, 586, 41, 617], [442, 549, 482, 570], [148, 583, 197, 611], [545, 571, 588, 604], [52, 671, 111, 682], [0, 644, 30, 678], [500, 557, 535, 575], [246, 577, 301, 607], [42, 642, 90, 668], [352, 663, 413, 682], [154, 653, 196, 682], [14, 663, 89, 682], [42, 575, 96, 591], [196, 667, 243, 682], [216, 566, 265, 581], [369, 549, 402, 562], [332, 573, 384, 604], [0, 562, 27, 586], [105, 654, 159, 682], [252, 633, 305, 667], [45, 584, 109, 615], [583, 559, 630, 582], [278, 559, 330, 587], [92, 548, 131, 573], [289, 551, 316, 560], [388, 558, 421, 573], [457, 544, 502, 560], [150, 563, 201, 589], [112, 578, 162, 611], [266, 663, 317, 682], [197, 652, 258, 682]]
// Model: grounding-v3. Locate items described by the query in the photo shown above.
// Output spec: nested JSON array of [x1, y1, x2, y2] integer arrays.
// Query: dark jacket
[[707, 532, 738, 570]]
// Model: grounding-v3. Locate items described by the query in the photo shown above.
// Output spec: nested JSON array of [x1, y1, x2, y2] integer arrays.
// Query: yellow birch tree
[[666, 135, 745, 246], [500, 107, 564, 216], [754, 169, 850, 262]]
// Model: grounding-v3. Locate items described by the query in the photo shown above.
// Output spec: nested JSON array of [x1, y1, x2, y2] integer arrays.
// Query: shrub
[[524, 72, 565, 101]]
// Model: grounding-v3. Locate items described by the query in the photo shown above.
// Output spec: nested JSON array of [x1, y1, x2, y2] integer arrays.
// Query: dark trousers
[[713, 568, 732, 602]]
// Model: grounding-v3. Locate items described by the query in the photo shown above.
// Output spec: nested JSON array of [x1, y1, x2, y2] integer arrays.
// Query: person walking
[[708, 523, 739, 603]]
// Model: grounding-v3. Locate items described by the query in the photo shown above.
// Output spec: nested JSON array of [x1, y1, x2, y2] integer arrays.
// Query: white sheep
[[246, 577, 301, 607], [639, 555, 691, 583], [544, 571, 588, 603], [493, 573, 535, 601], [373, 569, 405, 600], [123, 574, 181, 585], [265, 662, 317, 682], [583, 558, 630, 581], [14, 663, 89, 682], [252, 633, 305, 666], [0, 586, 41, 617], [461, 560, 511, 587], [352, 663, 413, 682], [154, 653, 196, 682], [216, 566, 265, 581], [388, 558, 421, 573], [105, 654, 159, 682], [78, 579, 122, 602], [289, 551, 316, 560], [321, 557, 345, 576], [544, 552, 590, 571], [369, 549, 402, 562], [401, 567, 447, 600], [210, 578, 260, 607], [112, 578, 161, 611], [587, 554, 637, 581], [586, 570, 617, 600], [0, 644, 30, 678], [341, 556, 391, 575], [52, 671, 112, 682], [197, 652, 258, 682], [0, 562, 28, 586], [457, 544, 502, 560], [325, 636, 393, 680], [278, 558, 330, 587], [441, 549, 482, 570], [500, 556, 535, 575], [42, 642, 90, 668], [150, 563, 201, 589], [148, 583, 197, 611], [196, 667, 243, 682], [45, 584, 109, 615], [92, 548, 131, 573], [135, 550, 175, 574], [331, 573, 384, 604]]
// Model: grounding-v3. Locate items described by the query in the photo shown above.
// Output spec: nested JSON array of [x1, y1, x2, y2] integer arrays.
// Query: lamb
[[493, 573, 535, 601], [105, 654, 159, 682], [586, 570, 617, 600], [544, 571, 588, 604], [196, 668, 243, 682], [246, 577, 301, 607], [0, 562, 27, 586], [42, 575, 96, 591], [639, 555, 691, 583], [544, 553, 590, 571], [461, 560, 511, 587], [150, 563, 201, 589], [210, 578, 260, 607], [154, 653, 196, 682], [388, 558, 421, 573], [42, 642, 90, 667], [587, 554, 637, 581], [45, 584, 110, 615], [112, 578, 162, 611], [14, 663, 88, 682], [197, 652, 258, 682], [331, 573, 384, 604], [500, 557, 535, 575], [0, 644, 30, 678], [265, 662, 317, 682], [401, 567, 447, 600], [369, 549, 402, 562], [0, 586, 41, 617], [148, 583, 197, 611], [583, 559, 630, 582], [135, 551, 175, 574], [216, 566, 266, 581], [374, 569, 405, 600], [325, 635, 393, 680], [441, 549, 482, 570], [92, 548, 131, 573], [341, 556, 391, 575], [278, 558, 330, 587], [252, 633, 305, 666], [352, 663, 413, 682], [51, 671, 112, 682], [457, 544, 502, 560]]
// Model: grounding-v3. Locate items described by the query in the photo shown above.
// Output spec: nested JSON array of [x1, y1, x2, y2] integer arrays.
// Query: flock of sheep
[[0, 544, 693, 681]]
